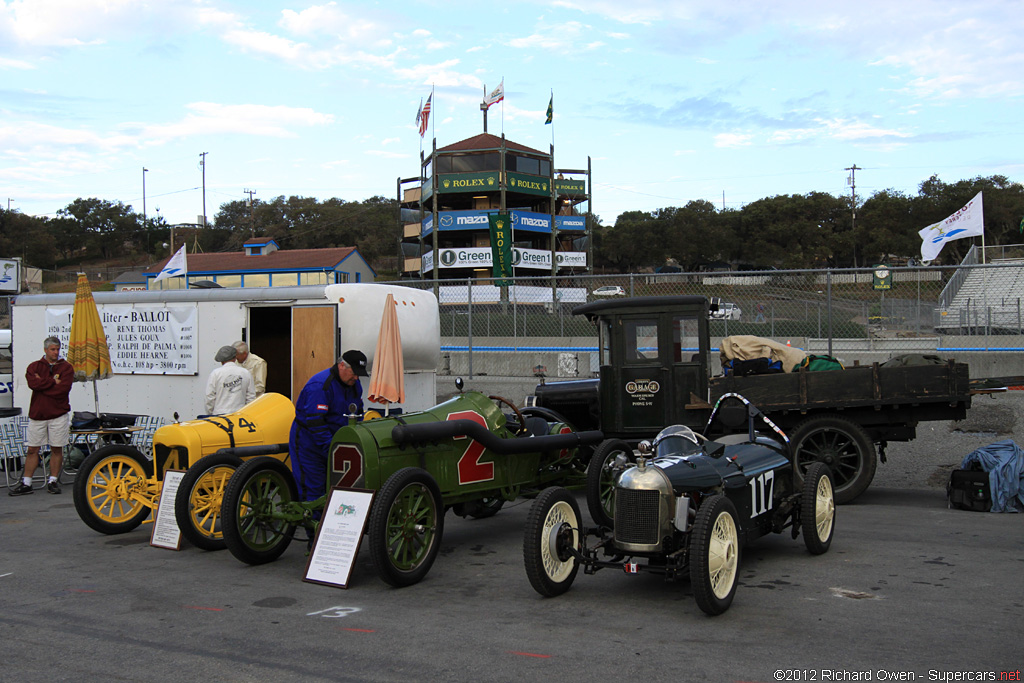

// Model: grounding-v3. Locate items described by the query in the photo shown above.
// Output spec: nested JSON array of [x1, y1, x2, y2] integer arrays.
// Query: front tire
[[790, 415, 875, 504], [73, 445, 153, 535], [369, 467, 444, 587], [586, 439, 633, 528], [174, 453, 243, 551], [801, 462, 835, 555], [523, 487, 581, 597], [221, 457, 298, 565], [689, 495, 740, 616]]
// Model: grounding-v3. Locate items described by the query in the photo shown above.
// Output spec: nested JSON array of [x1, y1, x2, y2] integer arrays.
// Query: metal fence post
[[467, 277, 473, 379]]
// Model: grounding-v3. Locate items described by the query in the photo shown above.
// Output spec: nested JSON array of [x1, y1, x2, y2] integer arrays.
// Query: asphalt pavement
[[2, 464, 1021, 682]]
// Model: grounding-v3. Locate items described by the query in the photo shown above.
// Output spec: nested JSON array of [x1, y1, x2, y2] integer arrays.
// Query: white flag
[[919, 191, 984, 262], [155, 245, 187, 282], [484, 80, 504, 109]]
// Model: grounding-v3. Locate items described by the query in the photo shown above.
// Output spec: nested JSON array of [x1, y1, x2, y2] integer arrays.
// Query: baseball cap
[[215, 345, 237, 362], [341, 350, 369, 376]]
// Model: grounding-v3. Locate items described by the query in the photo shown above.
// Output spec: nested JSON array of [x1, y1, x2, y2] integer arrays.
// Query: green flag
[[1019, 215, 1024, 234], [545, 94, 553, 125], [488, 213, 513, 285]]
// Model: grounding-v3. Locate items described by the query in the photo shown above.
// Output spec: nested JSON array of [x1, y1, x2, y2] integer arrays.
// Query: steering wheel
[[489, 395, 528, 435]]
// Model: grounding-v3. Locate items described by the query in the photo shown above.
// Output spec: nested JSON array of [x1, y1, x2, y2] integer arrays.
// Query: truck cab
[[536, 296, 715, 438]]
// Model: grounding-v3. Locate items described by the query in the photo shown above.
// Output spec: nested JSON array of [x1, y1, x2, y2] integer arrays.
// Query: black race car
[[522, 393, 836, 615]]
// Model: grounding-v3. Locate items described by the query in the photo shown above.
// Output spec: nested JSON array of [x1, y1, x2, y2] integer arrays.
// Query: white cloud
[[508, 21, 606, 53], [365, 150, 409, 159], [714, 133, 753, 148]]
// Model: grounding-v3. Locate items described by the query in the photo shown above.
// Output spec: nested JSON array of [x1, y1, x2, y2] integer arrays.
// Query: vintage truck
[[531, 295, 974, 508]]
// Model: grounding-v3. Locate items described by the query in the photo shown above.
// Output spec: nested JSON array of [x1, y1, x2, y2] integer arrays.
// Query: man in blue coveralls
[[290, 349, 368, 502]]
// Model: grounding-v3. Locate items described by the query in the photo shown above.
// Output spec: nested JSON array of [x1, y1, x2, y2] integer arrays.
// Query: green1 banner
[[489, 213, 513, 285]]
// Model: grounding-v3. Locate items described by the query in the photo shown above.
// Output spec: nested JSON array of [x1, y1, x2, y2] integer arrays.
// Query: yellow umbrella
[[67, 273, 113, 411], [367, 293, 405, 412]]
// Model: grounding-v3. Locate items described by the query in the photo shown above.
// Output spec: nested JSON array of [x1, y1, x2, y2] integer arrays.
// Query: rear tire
[[790, 416, 875, 504], [801, 462, 835, 555], [175, 453, 243, 551], [369, 467, 444, 587]]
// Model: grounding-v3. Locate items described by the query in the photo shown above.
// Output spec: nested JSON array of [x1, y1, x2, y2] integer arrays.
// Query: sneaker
[[47, 480, 62, 495], [8, 482, 33, 496]]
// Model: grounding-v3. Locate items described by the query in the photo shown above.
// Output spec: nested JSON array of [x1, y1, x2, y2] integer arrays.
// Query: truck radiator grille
[[614, 488, 661, 546]]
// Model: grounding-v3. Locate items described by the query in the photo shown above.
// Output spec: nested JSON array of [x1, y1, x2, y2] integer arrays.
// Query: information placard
[[150, 469, 185, 550], [303, 488, 375, 588]]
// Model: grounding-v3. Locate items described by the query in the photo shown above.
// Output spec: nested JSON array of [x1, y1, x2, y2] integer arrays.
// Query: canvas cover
[[719, 335, 807, 373]]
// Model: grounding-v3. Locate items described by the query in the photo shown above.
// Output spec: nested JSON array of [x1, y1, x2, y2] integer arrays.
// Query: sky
[[1, 0, 1022, 231]]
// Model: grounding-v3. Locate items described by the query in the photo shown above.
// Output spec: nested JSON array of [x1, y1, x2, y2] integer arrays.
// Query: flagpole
[[550, 89, 554, 147], [431, 84, 435, 141], [500, 76, 505, 136]]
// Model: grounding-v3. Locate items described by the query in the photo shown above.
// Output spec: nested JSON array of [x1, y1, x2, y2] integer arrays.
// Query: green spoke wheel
[[369, 467, 443, 587], [586, 439, 633, 528], [221, 457, 298, 565]]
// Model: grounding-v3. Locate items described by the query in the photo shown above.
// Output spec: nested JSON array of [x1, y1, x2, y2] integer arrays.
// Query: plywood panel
[[292, 306, 336, 402]]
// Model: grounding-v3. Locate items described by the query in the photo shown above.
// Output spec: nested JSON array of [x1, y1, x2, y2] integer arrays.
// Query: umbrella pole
[[92, 379, 100, 414]]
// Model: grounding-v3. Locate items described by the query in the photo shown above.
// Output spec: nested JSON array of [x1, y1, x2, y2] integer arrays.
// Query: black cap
[[341, 350, 368, 376]]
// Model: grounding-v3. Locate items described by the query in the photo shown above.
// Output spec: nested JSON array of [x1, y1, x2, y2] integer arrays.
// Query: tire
[[369, 467, 444, 587], [174, 453, 243, 551], [790, 416, 876, 504], [801, 462, 836, 555], [220, 457, 298, 565], [454, 496, 505, 519], [689, 495, 740, 616], [523, 486, 582, 597], [586, 439, 633, 528], [73, 445, 153, 536]]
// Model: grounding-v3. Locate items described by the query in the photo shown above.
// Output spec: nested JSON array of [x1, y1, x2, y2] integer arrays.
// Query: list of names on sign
[[46, 304, 198, 375], [150, 470, 185, 550]]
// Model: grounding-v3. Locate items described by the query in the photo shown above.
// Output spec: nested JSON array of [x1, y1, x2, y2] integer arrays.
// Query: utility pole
[[142, 167, 149, 252], [199, 152, 208, 227], [845, 164, 861, 266], [244, 189, 256, 236]]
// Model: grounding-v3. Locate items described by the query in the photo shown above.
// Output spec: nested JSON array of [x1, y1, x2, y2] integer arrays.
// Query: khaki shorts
[[26, 413, 71, 449]]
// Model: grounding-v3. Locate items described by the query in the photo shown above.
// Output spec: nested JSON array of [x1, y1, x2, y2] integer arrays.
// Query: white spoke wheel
[[689, 495, 740, 616], [523, 486, 581, 597], [586, 439, 633, 528], [801, 462, 835, 555]]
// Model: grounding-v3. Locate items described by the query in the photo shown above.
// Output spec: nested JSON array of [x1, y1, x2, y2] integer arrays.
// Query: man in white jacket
[[205, 345, 255, 415]]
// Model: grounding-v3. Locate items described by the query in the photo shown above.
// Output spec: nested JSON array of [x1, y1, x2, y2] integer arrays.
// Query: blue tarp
[[960, 440, 1024, 513]]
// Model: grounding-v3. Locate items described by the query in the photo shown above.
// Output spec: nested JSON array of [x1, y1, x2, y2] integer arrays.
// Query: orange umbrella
[[67, 273, 113, 411], [367, 293, 405, 410]]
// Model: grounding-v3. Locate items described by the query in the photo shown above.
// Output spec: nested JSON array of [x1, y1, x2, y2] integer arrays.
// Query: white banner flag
[[484, 80, 504, 109], [919, 191, 984, 262], [155, 245, 187, 282]]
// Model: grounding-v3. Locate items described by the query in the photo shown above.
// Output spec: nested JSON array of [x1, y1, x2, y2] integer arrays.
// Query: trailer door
[[292, 305, 337, 401]]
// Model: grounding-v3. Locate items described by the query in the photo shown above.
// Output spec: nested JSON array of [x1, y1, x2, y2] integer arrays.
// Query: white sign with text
[[45, 304, 198, 375], [303, 488, 375, 589]]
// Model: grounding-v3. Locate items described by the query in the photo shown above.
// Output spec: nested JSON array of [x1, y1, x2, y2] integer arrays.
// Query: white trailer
[[12, 283, 439, 420]]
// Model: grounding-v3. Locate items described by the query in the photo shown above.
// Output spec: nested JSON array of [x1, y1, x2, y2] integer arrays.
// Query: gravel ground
[[871, 388, 1020, 491]]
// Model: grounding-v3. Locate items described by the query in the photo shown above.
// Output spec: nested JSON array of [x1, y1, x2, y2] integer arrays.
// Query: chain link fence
[[383, 254, 1024, 378]]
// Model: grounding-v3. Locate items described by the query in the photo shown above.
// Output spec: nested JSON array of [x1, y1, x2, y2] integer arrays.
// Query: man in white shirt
[[233, 341, 267, 398], [205, 345, 255, 415]]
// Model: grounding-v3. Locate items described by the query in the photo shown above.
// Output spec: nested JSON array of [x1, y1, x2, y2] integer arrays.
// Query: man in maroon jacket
[[10, 336, 74, 496]]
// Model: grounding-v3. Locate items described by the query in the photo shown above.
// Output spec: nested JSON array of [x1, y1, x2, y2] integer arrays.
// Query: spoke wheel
[[73, 445, 153, 535], [221, 457, 298, 565], [791, 416, 875, 504], [801, 462, 836, 555], [586, 439, 633, 528], [523, 486, 581, 597], [689, 495, 740, 616], [174, 453, 243, 551], [369, 467, 444, 587]]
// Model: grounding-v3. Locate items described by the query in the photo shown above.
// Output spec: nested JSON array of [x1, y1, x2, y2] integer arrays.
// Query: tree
[[57, 198, 142, 260]]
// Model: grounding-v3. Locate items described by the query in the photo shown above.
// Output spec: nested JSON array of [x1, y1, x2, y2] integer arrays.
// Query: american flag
[[418, 93, 432, 138]]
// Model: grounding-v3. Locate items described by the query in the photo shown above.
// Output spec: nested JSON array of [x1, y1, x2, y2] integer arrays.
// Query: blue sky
[[1, 0, 1021, 230]]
